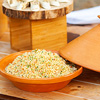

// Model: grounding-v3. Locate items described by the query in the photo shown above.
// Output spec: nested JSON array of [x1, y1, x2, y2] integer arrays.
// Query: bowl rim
[[0, 50, 83, 84]]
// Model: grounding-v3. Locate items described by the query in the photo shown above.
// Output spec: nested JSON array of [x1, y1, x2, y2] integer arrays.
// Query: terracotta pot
[[0, 50, 83, 92]]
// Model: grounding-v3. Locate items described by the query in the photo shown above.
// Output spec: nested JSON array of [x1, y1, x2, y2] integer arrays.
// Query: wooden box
[[2, 0, 73, 51]]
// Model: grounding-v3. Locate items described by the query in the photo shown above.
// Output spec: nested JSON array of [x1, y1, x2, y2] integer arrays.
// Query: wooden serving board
[[0, 41, 100, 100], [2, 0, 73, 20]]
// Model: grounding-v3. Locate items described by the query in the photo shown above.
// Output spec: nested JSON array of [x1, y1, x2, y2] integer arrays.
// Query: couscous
[[5, 49, 77, 79]]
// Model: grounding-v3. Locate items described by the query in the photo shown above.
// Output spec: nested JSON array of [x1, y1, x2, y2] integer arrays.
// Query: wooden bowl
[[0, 50, 83, 92]]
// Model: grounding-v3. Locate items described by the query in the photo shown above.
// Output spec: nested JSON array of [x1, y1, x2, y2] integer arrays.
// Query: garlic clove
[[40, 1, 51, 9], [50, 1, 60, 6], [30, 1, 40, 11], [24, 0, 33, 2]]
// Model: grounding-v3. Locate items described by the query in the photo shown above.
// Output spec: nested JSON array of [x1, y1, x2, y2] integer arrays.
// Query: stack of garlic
[[7, 0, 70, 11]]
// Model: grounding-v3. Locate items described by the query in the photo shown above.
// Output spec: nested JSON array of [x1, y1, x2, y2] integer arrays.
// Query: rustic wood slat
[[0, 53, 8, 59], [67, 24, 97, 36], [0, 41, 16, 54], [0, 77, 88, 100], [58, 80, 100, 100]]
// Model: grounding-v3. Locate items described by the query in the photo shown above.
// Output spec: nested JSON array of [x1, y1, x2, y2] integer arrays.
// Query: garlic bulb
[[39, 0, 51, 9], [30, 0, 40, 11], [6, 0, 70, 10], [50, 0, 60, 6]]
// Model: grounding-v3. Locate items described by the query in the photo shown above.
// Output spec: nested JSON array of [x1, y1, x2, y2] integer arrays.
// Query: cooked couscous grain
[[5, 49, 77, 78]]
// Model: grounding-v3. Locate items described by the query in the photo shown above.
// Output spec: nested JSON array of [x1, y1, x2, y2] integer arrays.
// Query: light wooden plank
[[0, 75, 9, 82], [0, 77, 85, 100], [35, 92, 86, 100], [58, 80, 100, 100], [0, 41, 16, 54], [0, 53, 8, 60], [67, 24, 97, 42], [67, 24, 97, 36]]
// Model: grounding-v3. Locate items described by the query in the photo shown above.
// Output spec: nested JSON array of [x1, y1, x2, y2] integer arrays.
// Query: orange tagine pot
[[0, 50, 83, 92]]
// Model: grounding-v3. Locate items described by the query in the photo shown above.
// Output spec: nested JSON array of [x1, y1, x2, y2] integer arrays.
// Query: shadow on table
[[0, 94, 25, 100], [67, 32, 80, 43]]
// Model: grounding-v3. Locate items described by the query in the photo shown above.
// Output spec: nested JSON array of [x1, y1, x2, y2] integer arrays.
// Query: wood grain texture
[[0, 41, 16, 54], [31, 16, 67, 51], [58, 80, 100, 100], [8, 18, 32, 51], [2, 0, 73, 20], [0, 77, 86, 100], [0, 53, 8, 60]]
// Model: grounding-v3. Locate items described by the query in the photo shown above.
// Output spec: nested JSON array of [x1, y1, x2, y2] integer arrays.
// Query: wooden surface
[[2, 0, 73, 20], [31, 16, 67, 51], [0, 24, 100, 100]]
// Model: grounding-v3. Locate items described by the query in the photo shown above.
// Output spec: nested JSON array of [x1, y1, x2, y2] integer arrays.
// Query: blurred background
[[74, 0, 100, 10]]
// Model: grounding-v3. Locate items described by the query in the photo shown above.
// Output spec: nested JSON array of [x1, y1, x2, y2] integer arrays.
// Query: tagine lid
[[59, 24, 100, 72]]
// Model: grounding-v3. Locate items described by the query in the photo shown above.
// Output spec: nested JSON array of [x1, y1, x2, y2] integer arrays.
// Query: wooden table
[[0, 24, 100, 100]]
